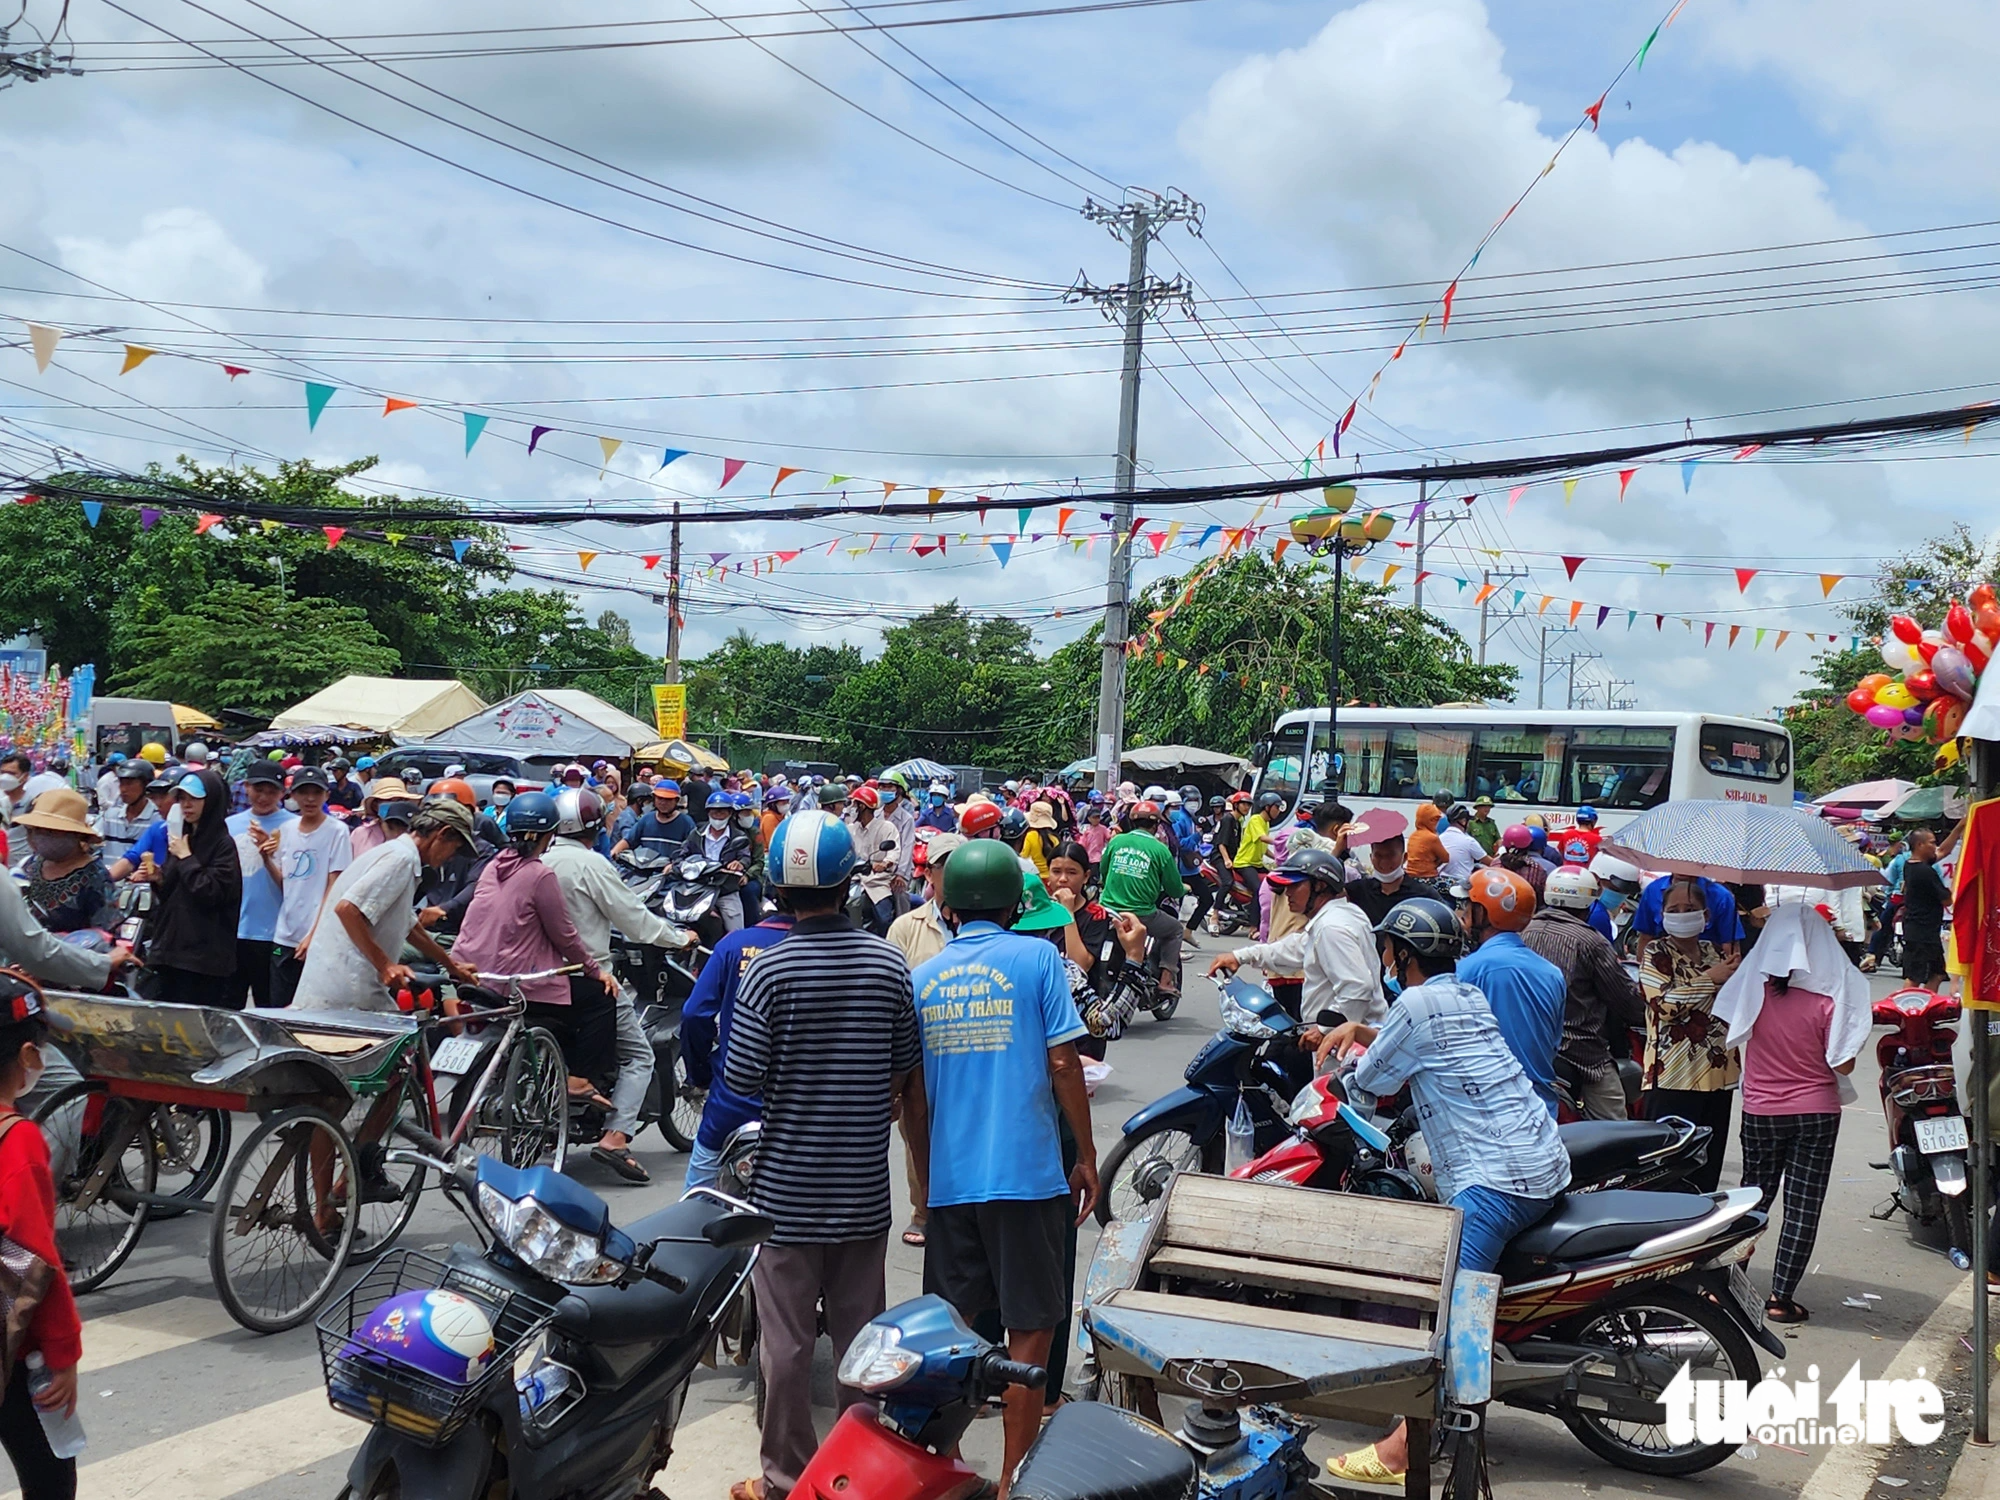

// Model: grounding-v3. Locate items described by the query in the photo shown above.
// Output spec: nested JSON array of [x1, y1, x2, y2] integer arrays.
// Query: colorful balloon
[[1933, 645, 1977, 700], [1974, 582, 1997, 612], [1920, 628, 1947, 665], [1906, 669, 1942, 701], [1969, 640, 1992, 675], [1891, 615, 1923, 644], [1904, 705, 1927, 726], [1947, 603, 1975, 645], [1938, 697, 1969, 740], [1874, 681, 1919, 711], [1890, 722, 1927, 743], [1866, 703, 1908, 728], [1975, 603, 2000, 639], [1880, 638, 1923, 671], [1858, 672, 1893, 695], [1846, 686, 1877, 714]]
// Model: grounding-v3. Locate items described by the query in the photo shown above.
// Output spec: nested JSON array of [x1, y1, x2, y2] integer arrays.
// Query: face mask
[[1370, 863, 1405, 883], [931, 794, 946, 807], [880, 789, 897, 805], [709, 815, 729, 830], [735, 813, 757, 829], [493, 793, 512, 809], [1662, 910, 1707, 938], [26, 831, 79, 860], [1601, 891, 1631, 914], [0, 774, 19, 794], [1184, 800, 1200, 813]]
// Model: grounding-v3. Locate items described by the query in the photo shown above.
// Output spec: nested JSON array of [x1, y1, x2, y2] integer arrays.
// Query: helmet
[[1127, 799, 1162, 824], [346, 1289, 496, 1386], [764, 784, 792, 804], [139, 742, 168, 765], [941, 838, 1026, 914], [706, 789, 735, 813], [356, 756, 376, 771], [1457, 866, 1536, 933], [1527, 827, 1550, 856], [1521, 812, 1545, 829], [1178, 784, 1202, 804], [1143, 784, 1172, 803], [1207, 794, 1223, 809], [1229, 790, 1252, 805], [850, 785, 880, 809], [1374, 897, 1463, 959], [1500, 824, 1534, 851], [1087, 789, 1105, 804], [1002, 780, 1019, 794], [997, 808, 1029, 841], [183, 741, 210, 762], [881, 769, 911, 791], [1588, 851, 1643, 896], [732, 790, 757, 810], [1544, 868, 1600, 912], [928, 781, 950, 797], [766, 810, 857, 888], [554, 787, 604, 837], [1576, 806, 1598, 826], [504, 790, 561, 838], [399, 767, 423, 786], [115, 760, 155, 786], [1267, 848, 1346, 891], [959, 801, 1003, 837], [1257, 791, 1286, 813], [429, 777, 477, 809], [652, 779, 681, 798]]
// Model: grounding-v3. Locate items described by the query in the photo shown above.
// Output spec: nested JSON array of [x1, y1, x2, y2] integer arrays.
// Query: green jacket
[[1468, 816, 1500, 856], [1097, 830, 1186, 914]]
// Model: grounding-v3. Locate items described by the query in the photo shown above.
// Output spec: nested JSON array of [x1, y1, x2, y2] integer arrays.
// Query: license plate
[[430, 1034, 486, 1077], [1728, 1263, 1762, 1325], [1916, 1115, 1969, 1154]]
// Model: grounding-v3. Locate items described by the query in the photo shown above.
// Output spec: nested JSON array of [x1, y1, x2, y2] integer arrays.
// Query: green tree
[[109, 584, 399, 717], [683, 629, 863, 759]]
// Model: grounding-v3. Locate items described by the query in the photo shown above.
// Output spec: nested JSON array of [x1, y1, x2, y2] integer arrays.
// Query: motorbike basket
[[317, 1249, 560, 1448], [1889, 1064, 1959, 1110]]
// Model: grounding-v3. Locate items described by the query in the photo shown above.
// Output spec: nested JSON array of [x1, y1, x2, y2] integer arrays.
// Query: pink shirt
[[1078, 823, 1111, 863], [349, 820, 386, 857], [451, 849, 598, 1005], [1741, 981, 1840, 1116]]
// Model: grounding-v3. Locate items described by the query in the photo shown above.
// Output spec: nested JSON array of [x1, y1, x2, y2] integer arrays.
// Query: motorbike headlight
[[477, 1183, 627, 1285], [836, 1322, 922, 1392], [681, 858, 712, 878], [1285, 1082, 1326, 1128]]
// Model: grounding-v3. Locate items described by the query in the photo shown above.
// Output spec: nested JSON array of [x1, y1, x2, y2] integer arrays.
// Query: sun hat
[[15, 788, 99, 839], [1012, 871, 1075, 933]]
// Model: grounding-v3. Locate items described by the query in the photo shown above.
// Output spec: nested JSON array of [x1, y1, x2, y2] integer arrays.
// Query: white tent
[[269, 676, 486, 738], [425, 688, 661, 760]]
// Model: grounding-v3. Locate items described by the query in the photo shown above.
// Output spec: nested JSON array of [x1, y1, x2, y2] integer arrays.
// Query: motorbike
[[1199, 843, 1257, 937], [1094, 981, 1313, 1225], [617, 849, 740, 951], [1869, 984, 1973, 1264], [322, 1151, 772, 1499]]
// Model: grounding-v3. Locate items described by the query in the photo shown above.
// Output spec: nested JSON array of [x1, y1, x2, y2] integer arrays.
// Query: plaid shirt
[[1523, 908, 1646, 1076]]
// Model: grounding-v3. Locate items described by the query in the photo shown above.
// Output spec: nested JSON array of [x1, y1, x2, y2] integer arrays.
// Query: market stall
[[269, 675, 486, 740], [424, 688, 659, 762]]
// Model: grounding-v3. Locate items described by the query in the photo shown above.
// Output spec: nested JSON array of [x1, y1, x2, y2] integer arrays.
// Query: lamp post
[[1290, 486, 1395, 799]]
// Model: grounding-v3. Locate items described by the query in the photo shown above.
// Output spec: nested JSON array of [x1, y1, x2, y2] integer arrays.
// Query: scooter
[[323, 1152, 771, 1499], [1869, 984, 1974, 1265], [1200, 843, 1257, 937]]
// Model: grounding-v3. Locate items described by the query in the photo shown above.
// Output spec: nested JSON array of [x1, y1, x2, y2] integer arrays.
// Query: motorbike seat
[[1500, 1189, 1719, 1280], [1558, 1119, 1684, 1183], [1011, 1398, 1196, 1500], [552, 1198, 746, 1347]]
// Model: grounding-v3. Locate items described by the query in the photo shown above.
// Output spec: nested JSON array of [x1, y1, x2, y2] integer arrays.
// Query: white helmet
[[1587, 851, 1643, 896], [1143, 784, 1172, 803], [554, 787, 604, 837], [1545, 867, 1601, 912]]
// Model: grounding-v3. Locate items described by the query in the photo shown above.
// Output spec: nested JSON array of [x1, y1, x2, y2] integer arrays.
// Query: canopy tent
[[426, 688, 661, 761], [171, 703, 223, 734], [270, 676, 486, 739], [1060, 745, 1254, 785], [636, 738, 730, 773], [1864, 784, 1969, 824], [244, 724, 379, 749], [1812, 777, 1915, 810]]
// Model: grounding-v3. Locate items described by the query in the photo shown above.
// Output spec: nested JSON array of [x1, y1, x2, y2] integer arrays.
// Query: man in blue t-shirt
[[610, 779, 697, 859], [909, 840, 1096, 1487], [224, 761, 296, 1008], [680, 905, 795, 1188], [1454, 866, 1567, 1117]]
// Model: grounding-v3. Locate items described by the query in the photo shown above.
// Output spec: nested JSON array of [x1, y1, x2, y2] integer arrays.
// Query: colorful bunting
[[1728, 625, 1742, 648], [383, 397, 417, 415], [1584, 92, 1606, 130], [80, 501, 102, 527], [721, 459, 747, 488], [221, 364, 249, 379], [1561, 556, 1585, 580], [463, 413, 488, 453], [1507, 485, 1527, 512], [928, 489, 945, 506], [1734, 568, 1757, 592], [1440, 280, 1459, 332], [1616, 468, 1636, 501], [773, 466, 801, 493], [529, 426, 553, 455], [578, 551, 597, 570], [194, 514, 222, 535], [1819, 574, 1843, 598], [659, 448, 688, 470], [322, 526, 345, 549], [1567, 599, 1586, 625], [598, 437, 623, 468], [1562, 478, 1578, 504], [452, 539, 471, 562], [990, 540, 1013, 568], [1680, 458, 1699, 492], [119, 345, 156, 375], [27, 325, 60, 372], [305, 382, 336, 430]]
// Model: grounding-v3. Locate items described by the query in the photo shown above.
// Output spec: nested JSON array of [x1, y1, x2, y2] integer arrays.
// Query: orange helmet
[[1458, 866, 1535, 933], [959, 800, 1003, 837], [429, 777, 478, 809]]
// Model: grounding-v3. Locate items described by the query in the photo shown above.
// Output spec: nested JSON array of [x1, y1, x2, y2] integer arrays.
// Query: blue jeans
[[1452, 1185, 1559, 1274], [683, 1136, 723, 1190]]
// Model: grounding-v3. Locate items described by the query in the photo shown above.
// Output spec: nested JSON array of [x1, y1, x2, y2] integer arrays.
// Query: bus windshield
[[1698, 722, 1792, 783], [1260, 722, 1309, 803]]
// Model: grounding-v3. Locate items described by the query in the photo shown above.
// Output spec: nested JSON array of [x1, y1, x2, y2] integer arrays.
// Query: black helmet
[[1178, 784, 1201, 803], [1268, 847, 1346, 892], [1207, 794, 1224, 809], [997, 807, 1029, 841], [1257, 790, 1286, 813], [1373, 896, 1462, 960], [504, 789, 561, 838]]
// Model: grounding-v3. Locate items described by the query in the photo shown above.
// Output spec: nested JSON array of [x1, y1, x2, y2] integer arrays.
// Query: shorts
[[923, 1195, 1070, 1333], [1904, 935, 1945, 981]]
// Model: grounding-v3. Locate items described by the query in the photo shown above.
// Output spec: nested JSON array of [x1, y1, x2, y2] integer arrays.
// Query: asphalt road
[[0, 937, 1977, 1500]]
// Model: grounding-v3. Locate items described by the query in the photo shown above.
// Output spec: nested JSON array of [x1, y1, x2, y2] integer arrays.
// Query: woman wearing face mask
[[145, 769, 245, 1009], [12, 790, 114, 936], [732, 792, 766, 922], [1586, 853, 1643, 945], [1636, 876, 1744, 1193]]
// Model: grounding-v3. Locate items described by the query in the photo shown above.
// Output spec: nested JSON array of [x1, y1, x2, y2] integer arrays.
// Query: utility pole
[[1562, 648, 1603, 711], [1536, 625, 1581, 711], [1070, 189, 1200, 795], [1478, 569, 1528, 666], [1602, 677, 1635, 709], [1412, 478, 1429, 612], [664, 501, 683, 684]]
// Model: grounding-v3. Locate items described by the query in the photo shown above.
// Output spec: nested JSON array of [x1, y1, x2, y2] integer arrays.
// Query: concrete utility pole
[[1478, 569, 1528, 666], [1070, 189, 1199, 795], [1536, 625, 1586, 711], [664, 501, 684, 684], [1563, 648, 1603, 711]]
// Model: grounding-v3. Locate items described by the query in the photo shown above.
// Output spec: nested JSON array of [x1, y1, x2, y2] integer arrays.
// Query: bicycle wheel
[[447, 1043, 511, 1162], [658, 1035, 701, 1154], [209, 1107, 358, 1333], [33, 1082, 154, 1294], [146, 1106, 231, 1219], [336, 1077, 429, 1265], [501, 1026, 571, 1170]]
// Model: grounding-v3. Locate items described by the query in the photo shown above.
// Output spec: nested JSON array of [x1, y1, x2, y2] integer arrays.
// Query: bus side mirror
[[1253, 738, 1271, 762]]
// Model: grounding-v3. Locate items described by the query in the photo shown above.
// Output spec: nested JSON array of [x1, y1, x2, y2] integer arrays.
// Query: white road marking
[[77, 1297, 246, 1373]]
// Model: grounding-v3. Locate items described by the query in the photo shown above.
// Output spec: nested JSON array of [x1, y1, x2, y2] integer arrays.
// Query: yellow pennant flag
[[1176, 658, 1188, 670], [1162, 520, 1182, 550], [578, 551, 597, 570], [927, 488, 944, 505], [1381, 564, 1401, 584], [1537, 595, 1554, 615], [119, 345, 156, 374], [1562, 478, 1577, 504], [598, 437, 623, 468], [1414, 314, 1430, 340]]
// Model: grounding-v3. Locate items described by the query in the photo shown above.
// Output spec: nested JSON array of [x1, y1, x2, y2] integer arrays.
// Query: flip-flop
[[901, 1223, 927, 1247], [567, 1080, 614, 1111], [729, 1480, 767, 1500], [591, 1145, 650, 1183], [1326, 1444, 1404, 1486]]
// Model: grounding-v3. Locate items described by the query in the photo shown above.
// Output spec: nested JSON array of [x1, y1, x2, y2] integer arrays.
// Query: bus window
[[1382, 726, 1472, 801], [1698, 723, 1791, 783], [1260, 722, 1309, 804], [1470, 726, 1566, 805], [1565, 725, 1675, 810], [1312, 723, 1387, 796]]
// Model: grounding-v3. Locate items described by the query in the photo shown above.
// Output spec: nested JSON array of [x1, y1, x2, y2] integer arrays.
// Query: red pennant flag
[[642, 555, 661, 569], [1734, 568, 1757, 592], [194, 514, 222, 534], [775, 550, 800, 563], [1617, 468, 1636, 500], [1734, 444, 1763, 461], [322, 526, 345, 550], [720, 459, 747, 489], [772, 466, 801, 493], [1561, 556, 1585, 580], [1703, 622, 1716, 645], [1728, 624, 1742, 648], [1440, 279, 1459, 331], [382, 397, 417, 415], [221, 364, 249, 379], [1584, 92, 1606, 130], [1655, 614, 1664, 630], [1337, 401, 1357, 436]]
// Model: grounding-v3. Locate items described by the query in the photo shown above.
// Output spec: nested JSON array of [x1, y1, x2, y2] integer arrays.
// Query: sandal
[[730, 1480, 768, 1500], [567, 1078, 614, 1111], [1766, 1296, 1810, 1324], [1326, 1444, 1404, 1485], [591, 1145, 650, 1183], [901, 1223, 927, 1248]]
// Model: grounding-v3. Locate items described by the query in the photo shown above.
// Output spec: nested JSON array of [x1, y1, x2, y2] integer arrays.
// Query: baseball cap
[[1344, 806, 1410, 846], [924, 831, 965, 863], [1, 972, 72, 1034], [415, 797, 475, 843], [243, 760, 285, 785], [290, 766, 333, 792], [378, 798, 418, 825], [174, 771, 209, 798]]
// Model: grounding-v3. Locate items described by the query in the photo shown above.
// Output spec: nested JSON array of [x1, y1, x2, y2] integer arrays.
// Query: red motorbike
[[1870, 984, 1973, 1266]]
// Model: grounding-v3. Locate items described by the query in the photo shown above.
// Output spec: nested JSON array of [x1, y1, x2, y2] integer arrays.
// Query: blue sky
[[2, 0, 1996, 725]]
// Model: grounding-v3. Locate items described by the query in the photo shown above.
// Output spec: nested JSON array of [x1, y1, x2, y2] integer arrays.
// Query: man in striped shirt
[[725, 810, 930, 1500]]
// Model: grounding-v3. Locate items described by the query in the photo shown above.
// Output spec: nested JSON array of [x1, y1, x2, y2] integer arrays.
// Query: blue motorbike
[[1095, 980, 1311, 1225]]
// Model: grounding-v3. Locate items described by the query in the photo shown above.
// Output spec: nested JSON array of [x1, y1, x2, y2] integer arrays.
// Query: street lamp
[[1288, 486, 1395, 798]]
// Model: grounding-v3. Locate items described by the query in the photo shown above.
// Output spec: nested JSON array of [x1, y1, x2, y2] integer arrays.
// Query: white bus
[[1251, 707, 1794, 833]]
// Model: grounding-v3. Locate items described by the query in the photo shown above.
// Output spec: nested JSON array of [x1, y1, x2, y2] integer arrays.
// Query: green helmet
[[941, 837, 1026, 914]]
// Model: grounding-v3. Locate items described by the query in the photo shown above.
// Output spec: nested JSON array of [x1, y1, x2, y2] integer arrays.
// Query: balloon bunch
[[1845, 584, 2000, 743]]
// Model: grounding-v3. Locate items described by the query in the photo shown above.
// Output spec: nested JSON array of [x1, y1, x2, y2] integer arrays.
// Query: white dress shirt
[[1230, 896, 1387, 1026]]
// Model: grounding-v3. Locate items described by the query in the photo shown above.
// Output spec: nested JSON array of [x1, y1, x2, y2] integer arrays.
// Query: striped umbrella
[[1601, 800, 1886, 889]]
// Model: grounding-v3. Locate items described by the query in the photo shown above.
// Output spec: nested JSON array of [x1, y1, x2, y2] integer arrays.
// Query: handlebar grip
[[986, 1358, 1047, 1390], [645, 1263, 689, 1293]]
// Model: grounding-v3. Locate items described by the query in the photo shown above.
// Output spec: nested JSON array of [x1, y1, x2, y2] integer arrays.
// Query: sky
[[2, 0, 1997, 729]]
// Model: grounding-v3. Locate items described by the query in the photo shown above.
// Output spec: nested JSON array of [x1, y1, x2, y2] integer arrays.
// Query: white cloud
[[55, 207, 268, 304]]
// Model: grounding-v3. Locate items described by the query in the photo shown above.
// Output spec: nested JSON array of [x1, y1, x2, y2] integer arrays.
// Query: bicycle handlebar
[[472, 965, 585, 983]]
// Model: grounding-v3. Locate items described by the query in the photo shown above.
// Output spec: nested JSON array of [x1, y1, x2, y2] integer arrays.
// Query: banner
[[652, 683, 687, 741]]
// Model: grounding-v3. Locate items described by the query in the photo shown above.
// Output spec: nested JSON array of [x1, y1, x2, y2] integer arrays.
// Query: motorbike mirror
[[703, 1211, 776, 1249]]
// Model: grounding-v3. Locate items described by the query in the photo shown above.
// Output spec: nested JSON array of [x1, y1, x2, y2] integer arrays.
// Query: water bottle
[[517, 1363, 571, 1417], [1223, 1091, 1257, 1176], [25, 1352, 86, 1460]]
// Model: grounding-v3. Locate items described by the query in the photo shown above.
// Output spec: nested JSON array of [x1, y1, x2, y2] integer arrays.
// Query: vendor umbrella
[[1812, 777, 1915, 809], [1601, 799, 1885, 889], [879, 757, 953, 786]]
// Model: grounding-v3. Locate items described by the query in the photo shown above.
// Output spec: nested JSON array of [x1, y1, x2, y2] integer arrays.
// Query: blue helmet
[[732, 790, 756, 809], [766, 810, 856, 889], [1576, 805, 1598, 826], [504, 790, 561, 837], [706, 789, 735, 812]]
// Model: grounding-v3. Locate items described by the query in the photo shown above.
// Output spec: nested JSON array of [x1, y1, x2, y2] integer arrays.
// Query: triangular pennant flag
[[1056, 508, 1075, 534], [1627, 610, 1637, 629], [1734, 444, 1763, 461], [1651, 561, 1672, 574], [322, 525, 345, 549], [708, 552, 731, 565], [194, 513, 222, 535], [990, 540, 1012, 568], [1704, 622, 1716, 645], [1562, 477, 1578, 504], [139, 508, 160, 530], [305, 382, 337, 429], [1273, 539, 1291, 563], [720, 458, 747, 488], [1754, 628, 1767, 649], [1616, 468, 1636, 500], [1381, 564, 1402, 584], [1680, 458, 1698, 492], [1734, 568, 1757, 592], [1507, 485, 1527, 512], [658, 448, 688, 470], [221, 364, 249, 379], [1162, 520, 1182, 551], [640, 554, 661, 569], [452, 539, 471, 562], [1561, 556, 1585, 580], [882, 482, 899, 499], [598, 437, 623, 468], [772, 466, 801, 493], [1567, 599, 1586, 625], [383, 397, 417, 415], [1472, 583, 1498, 604], [1655, 614, 1665, 631], [1636, 21, 1662, 71], [1513, 590, 1526, 607], [827, 474, 851, 486], [80, 501, 102, 527], [27, 325, 60, 372], [1197, 524, 1219, 547], [1728, 624, 1742, 648], [1584, 92, 1606, 130], [529, 425, 553, 455], [463, 412, 488, 453], [1018, 507, 1035, 533], [1596, 606, 1611, 628], [1775, 630, 1790, 650], [119, 345, 156, 375], [385, 533, 405, 547], [1819, 574, 1843, 598], [776, 550, 800, 564], [1416, 571, 1434, 586], [577, 551, 597, 571], [1537, 595, 1554, 615], [1440, 279, 1459, 332], [260, 519, 280, 534], [928, 489, 944, 506]]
